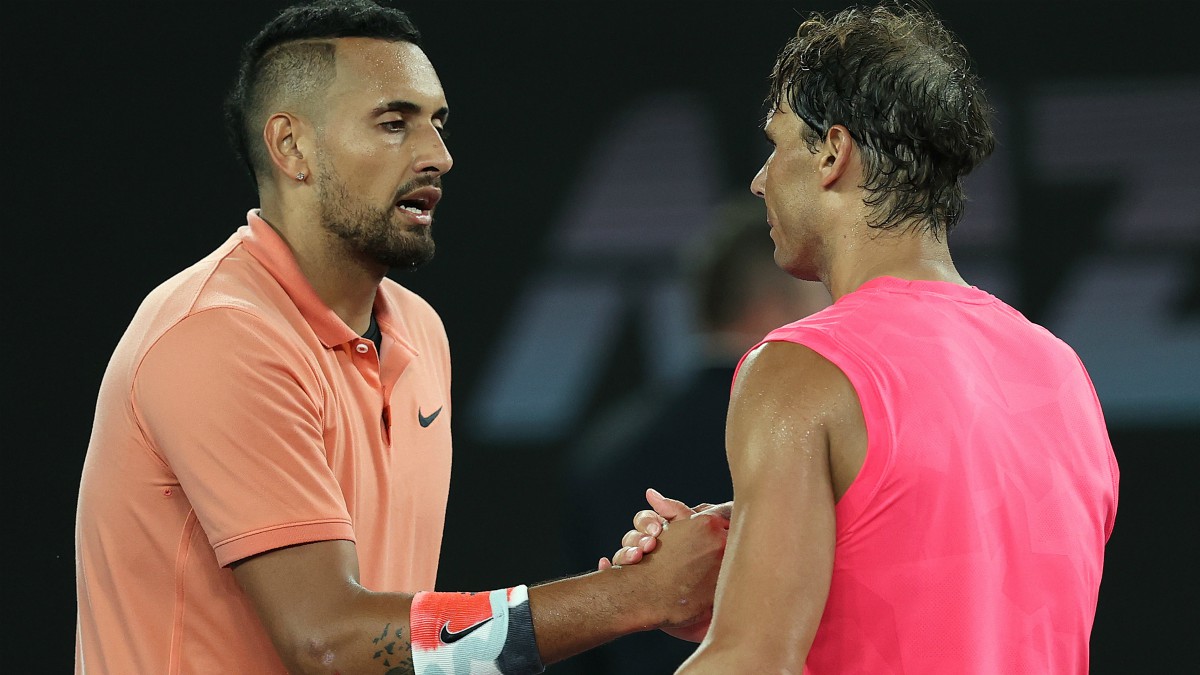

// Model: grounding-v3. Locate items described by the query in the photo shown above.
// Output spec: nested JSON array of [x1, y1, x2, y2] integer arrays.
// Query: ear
[[818, 124, 855, 189], [263, 112, 310, 183]]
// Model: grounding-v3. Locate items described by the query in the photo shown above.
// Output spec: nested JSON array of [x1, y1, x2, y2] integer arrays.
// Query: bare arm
[[232, 541, 416, 674], [676, 341, 865, 673], [233, 509, 727, 674]]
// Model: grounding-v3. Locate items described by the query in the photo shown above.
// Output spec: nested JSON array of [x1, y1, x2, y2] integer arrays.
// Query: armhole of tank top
[[778, 329, 893, 534]]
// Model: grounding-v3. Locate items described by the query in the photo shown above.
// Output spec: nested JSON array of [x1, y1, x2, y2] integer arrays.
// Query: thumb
[[646, 487, 695, 522]]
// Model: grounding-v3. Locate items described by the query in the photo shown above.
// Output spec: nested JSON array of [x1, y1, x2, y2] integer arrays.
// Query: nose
[[414, 126, 453, 175], [750, 162, 768, 198]]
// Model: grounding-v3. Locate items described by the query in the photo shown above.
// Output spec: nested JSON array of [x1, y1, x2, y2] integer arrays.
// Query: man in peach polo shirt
[[74, 2, 727, 674]]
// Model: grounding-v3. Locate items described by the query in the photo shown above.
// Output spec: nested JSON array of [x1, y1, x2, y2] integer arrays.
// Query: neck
[[259, 199, 383, 336], [824, 222, 966, 300]]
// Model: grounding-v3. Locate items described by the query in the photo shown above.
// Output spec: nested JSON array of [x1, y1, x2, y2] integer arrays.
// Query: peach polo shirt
[[76, 210, 453, 674]]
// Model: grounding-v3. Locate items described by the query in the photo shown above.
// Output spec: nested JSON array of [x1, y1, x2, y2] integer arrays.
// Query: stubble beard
[[315, 165, 437, 271]]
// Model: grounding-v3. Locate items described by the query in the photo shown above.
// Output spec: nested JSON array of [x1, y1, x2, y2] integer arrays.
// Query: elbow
[[268, 607, 373, 675], [272, 633, 343, 675]]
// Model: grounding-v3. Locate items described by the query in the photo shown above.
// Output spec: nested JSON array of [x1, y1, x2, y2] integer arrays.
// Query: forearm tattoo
[[372, 622, 415, 675]]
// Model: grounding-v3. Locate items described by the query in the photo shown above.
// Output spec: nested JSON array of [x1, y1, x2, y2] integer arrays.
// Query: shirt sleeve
[[132, 307, 355, 566]]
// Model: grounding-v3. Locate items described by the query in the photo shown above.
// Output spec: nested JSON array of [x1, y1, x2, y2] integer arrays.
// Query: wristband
[[410, 585, 544, 675]]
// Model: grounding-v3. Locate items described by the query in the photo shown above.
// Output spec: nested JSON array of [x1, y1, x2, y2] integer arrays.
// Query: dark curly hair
[[767, 3, 995, 237], [224, 0, 421, 185]]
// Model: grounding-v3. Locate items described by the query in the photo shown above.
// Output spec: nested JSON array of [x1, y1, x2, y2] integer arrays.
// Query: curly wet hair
[[767, 3, 995, 237]]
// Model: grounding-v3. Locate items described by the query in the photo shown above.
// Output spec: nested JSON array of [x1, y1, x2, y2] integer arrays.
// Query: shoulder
[[142, 243, 314, 363], [731, 341, 859, 442], [132, 241, 324, 387], [119, 244, 292, 363], [132, 238, 290, 332], [728, 341, 867, 498], [735, 341, 853, 403], [137, 307, 319, 395]]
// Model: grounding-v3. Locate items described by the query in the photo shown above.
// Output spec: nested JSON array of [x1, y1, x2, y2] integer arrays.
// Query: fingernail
[[639, 536, 653, 549], [648, 521, 662, 536], [648, 487, 663, 499]]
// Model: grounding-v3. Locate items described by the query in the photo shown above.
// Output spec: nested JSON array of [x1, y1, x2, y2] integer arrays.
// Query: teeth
[[398, 204, 423, 214]]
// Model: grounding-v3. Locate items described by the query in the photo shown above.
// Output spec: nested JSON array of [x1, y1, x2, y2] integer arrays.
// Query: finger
[[621, 529, 644, 548], [612, 545, 643, 566], [695, 500, 734, 522], [620, 532, 658, 553], [633, 509, 665, 537], [598, 557, 612, 571], [646, 487, 695, 522], [639, 535, 658, 554]]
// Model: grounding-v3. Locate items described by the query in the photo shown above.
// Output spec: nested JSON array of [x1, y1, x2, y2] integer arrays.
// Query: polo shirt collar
[[241, 209, 393, 350]]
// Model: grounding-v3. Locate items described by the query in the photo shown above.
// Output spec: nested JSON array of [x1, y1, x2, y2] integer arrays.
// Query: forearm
[[274, 569, 654, 674], [237, 518, 723, 674], [528, 566, 659, 664], [259, 585, 417, 675]]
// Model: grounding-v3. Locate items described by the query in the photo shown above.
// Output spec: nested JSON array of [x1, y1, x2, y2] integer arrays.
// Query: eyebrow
[[372, 100, 449, 122]]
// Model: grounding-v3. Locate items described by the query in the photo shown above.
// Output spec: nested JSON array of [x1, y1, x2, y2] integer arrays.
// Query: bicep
[[694, 342, 843, 667]]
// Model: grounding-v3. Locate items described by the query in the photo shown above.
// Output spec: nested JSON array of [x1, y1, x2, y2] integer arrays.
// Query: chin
[[380, 242, 436, 270], [776, 254, 819, 282]]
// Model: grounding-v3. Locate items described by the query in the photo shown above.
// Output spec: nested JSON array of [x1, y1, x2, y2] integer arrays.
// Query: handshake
[[595, 488, 734, 642]]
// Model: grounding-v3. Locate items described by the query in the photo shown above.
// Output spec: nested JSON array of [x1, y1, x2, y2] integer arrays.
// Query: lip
[[394, 185, 441, 226], [395, 185, 442, 211]]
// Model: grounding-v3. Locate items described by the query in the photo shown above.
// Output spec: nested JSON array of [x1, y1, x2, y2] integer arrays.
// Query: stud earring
[[296, 172, 307, 181]]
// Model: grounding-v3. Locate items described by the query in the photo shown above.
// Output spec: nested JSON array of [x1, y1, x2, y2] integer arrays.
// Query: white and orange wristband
[[410, 585, 544, 674]]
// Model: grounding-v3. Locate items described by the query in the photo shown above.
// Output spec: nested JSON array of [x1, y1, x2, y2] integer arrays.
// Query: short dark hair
[[767, 3, 995, 237], [224, 0, 421, 185]]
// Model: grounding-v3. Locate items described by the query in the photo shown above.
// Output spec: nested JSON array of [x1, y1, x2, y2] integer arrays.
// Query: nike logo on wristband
[[418, 406, 443, 428], [439, 617, 493, 644]]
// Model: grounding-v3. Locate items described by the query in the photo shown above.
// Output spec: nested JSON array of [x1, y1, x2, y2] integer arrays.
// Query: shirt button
[[355, 343, 370, 354]]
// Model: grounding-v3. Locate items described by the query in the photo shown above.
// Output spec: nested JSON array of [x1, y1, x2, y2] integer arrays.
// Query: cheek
[[764, 159, 794, 203]]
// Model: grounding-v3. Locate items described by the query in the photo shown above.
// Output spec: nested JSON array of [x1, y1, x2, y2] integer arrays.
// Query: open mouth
[[395, 186, 441, 225]]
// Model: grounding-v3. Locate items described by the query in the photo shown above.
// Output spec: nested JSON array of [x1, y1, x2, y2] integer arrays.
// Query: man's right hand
[[528, 490, 728, 663], [598, 489, 733, 641], [629, 493, 729, 631], [600, 489, 733, 570]]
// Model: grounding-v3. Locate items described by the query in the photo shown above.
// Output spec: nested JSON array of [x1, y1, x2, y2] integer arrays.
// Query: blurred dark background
[[5, 1, 1196, 672]]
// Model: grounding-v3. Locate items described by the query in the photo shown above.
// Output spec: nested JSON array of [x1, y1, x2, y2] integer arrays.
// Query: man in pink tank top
[[609, 4, 1119, 673]]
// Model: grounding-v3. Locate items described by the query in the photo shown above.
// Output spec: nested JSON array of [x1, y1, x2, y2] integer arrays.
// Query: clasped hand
[[598, 488, 734, 642]]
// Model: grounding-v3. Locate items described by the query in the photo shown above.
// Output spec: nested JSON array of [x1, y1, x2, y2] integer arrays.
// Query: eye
[[381, 120, 406, 132]]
